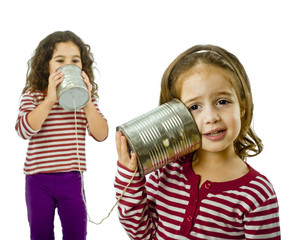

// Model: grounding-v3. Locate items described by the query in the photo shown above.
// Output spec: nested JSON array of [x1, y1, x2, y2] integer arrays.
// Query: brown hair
[[22, 30, 98, 97], [160, 44, 262, 159]]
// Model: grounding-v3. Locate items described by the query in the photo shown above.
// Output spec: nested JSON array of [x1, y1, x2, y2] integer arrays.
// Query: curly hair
[[22, 30, 98, 97], [159, 44, 263, 160]]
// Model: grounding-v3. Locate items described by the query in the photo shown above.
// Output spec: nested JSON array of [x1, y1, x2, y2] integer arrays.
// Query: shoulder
[[18, 90, 45, 110], [21, 89, 45, 101], [147, 154, 195, 185], [225, 165, 278, 213], [221, 163, 277, 198], [242, 167, 280, 235], [90, 95, 99, 105], [150, 159, 185, 177], [245, 165, 276, 197], [147, 159, 188, 190]]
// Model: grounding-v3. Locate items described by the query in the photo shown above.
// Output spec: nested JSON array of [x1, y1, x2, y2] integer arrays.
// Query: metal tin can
[[57, 65, 89, 110], [116, 98, 201, 177]]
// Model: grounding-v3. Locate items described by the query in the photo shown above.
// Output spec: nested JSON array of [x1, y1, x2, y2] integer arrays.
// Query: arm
[[16, 70, 63, 138], [244, 194, 280, 239], [114, 132, 157, 239], [83, 99, 108, 141], [82, 71, 108, 141], [27, 70, 63, 130], [26, 98, 54, 130], [15, 92, 41, 139]]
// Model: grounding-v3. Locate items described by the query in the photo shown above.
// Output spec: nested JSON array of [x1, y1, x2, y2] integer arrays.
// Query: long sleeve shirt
[[114, 156, 281, 240], [15, 90, 105, 175]]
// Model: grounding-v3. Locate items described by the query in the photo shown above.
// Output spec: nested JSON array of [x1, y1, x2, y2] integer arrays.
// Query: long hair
[[159, 44, 263, 159], [22, 30, 98, 97]]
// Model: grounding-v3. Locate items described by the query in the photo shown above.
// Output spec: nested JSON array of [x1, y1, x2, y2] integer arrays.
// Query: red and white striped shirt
[[15, 90, 105, 175], [114, 156, 281, 240]]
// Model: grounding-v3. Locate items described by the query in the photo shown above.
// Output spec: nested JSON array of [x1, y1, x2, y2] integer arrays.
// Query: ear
[[241, 108, 245, 118], [239, 100, 246, 118]]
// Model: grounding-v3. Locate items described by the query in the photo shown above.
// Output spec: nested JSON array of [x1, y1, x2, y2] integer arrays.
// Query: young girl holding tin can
[[115, 45, 280, 239], [15, 31, 108, 240]]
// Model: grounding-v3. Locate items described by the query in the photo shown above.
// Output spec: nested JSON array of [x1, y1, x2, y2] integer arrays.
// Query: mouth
[[205, 129, 225, 136], [202, 128, 227, 141]]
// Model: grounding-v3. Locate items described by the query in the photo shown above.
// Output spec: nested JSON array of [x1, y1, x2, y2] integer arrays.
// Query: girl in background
[[115, 44, 280, 239], [16, 31, 108, 240]]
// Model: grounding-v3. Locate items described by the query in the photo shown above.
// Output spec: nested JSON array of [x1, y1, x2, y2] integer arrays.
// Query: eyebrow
[[183, 91, 235, 105], [215, 91, 235, 97], [183, 97, 200, 106], [53, 55, 81, 59]]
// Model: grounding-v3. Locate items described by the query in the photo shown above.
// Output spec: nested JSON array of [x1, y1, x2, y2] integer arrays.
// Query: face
[[180, 64, 242, 155], [49, 41, 82, 74]]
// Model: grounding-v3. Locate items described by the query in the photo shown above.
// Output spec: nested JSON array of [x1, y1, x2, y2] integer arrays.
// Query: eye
[[56, 59, 64, 63], [217, 99, 230, 105], [72, 59, 80, 63], [188, 104, 201, 111]]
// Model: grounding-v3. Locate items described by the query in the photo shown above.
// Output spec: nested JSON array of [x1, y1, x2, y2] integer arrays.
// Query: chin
[[200, 145, 233, 154]]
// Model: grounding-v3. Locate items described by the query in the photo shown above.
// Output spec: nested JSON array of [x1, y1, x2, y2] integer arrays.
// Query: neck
[[197, 146, 238, 165], [192, 146, 249, 185]]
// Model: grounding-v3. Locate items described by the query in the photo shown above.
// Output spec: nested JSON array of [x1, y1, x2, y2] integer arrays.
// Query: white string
[[73, 97, 138, 225]]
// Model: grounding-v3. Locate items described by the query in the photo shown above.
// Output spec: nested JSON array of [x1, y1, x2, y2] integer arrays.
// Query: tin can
[[116, 98, 201, 177], [57, 65, 89, 110]]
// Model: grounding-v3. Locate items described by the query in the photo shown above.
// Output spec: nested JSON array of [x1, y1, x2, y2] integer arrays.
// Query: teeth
[[207, 131, 221, 136]]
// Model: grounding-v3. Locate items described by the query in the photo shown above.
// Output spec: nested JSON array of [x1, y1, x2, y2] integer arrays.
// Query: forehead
[[182, 64, 232, 82], [53, 41, 81, 56], [179, 64, 238, 98]]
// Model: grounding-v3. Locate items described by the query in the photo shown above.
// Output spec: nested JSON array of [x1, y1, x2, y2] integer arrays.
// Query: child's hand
[[116, 131, 137, 171], [46, 70, 64, 104], [82, 71, 94, 109], [82, 71, 92, 98]]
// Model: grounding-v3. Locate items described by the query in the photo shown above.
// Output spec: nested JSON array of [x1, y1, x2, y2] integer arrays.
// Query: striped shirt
[[15, 90, 104, 175], [114, 156, 281, 240]]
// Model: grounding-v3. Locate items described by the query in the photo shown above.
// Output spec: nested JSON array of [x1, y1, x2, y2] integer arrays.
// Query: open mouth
[[206, 130, 225, 136]]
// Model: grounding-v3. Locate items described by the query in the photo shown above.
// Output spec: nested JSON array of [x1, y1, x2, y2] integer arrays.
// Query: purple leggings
[[25, 171, 87, 240]]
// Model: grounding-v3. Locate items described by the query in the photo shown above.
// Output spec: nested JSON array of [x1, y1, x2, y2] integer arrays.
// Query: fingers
[[49, 70, 64, 85], [116, 131, 128, 160], [82, 71, 91, 88], [82, 71, 93, 99], [46, 70, 64, 104], [116, 131, 123, 158], [116, 131, 137, 171], [81, 70, 89, 81]]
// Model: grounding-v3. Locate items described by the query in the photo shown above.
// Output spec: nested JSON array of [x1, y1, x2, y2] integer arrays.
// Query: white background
[[1, 0, 283, 239]]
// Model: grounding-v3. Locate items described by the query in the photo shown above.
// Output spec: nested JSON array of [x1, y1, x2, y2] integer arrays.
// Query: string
[[73, 97, 138, 225]]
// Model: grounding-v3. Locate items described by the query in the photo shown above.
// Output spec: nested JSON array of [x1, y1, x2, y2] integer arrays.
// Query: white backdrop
[[1, 0, 283, 239]]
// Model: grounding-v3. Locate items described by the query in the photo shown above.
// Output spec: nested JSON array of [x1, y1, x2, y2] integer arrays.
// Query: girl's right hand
[[116, 131, 137, 171], [45, 70, 64, 105], [26, 70, 64, 131]]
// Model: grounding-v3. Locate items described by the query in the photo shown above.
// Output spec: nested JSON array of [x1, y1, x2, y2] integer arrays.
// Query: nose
[[203, 106, 220, 124], [66, 60, 74, 65]]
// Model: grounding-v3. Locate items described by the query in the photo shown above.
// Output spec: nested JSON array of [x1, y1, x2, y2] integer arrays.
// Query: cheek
[[227, 112, 242, 138], [190, 112, 203, 133], [236, 117, 242, 136], [48, 61, 55, 74], [49, 66, 53, 75], [49, 61, 62, 74]]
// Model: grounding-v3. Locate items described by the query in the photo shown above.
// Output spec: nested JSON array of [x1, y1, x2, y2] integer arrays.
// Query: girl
[[15, 31, 108, 240], [114, 45, 280, 239]]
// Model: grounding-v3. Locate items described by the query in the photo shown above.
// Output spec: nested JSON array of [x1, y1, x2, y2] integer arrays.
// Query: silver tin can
[[57, 65, 89, 110], [117, 98, 201, 177]]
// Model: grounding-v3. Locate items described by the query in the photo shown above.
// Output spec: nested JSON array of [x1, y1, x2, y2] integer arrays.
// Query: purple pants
[[25, 171, 87, 240]]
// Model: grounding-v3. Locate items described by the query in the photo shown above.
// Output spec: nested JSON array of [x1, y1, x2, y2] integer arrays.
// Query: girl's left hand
[[82, 71, 93, 105]]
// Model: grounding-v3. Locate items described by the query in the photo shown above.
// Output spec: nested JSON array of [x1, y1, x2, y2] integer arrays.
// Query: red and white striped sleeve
[[114, 161, 158, 240], [244, 176, 281, 239], [15, 91, 40, 139]]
